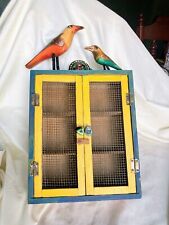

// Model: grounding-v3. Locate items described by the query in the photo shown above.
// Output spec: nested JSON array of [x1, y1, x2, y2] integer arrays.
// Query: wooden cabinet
[[28, 70, 141, 204]]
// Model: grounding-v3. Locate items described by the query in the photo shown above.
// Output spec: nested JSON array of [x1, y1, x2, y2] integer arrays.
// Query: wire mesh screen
[[42, 82, 78, 189], [90, 82, 128, 187]]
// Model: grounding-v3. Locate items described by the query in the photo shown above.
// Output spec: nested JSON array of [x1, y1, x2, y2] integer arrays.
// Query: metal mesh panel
[[42, 82, 78, 189], [90, 82, 128, 187]]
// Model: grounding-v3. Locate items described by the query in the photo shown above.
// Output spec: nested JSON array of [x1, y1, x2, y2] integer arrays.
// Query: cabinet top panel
[[30, 70, 133, 78]]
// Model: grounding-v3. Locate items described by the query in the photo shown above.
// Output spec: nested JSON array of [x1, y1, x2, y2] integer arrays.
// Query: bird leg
[[52, 54, 60, 70], [106, 66, 110, 70], [52, 54, 56, 70], [56, 56, 60, 70], [103, 65, 110, 70]]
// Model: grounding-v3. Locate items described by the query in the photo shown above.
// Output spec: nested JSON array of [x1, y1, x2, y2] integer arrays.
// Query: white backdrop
[[0, 0, 169, 224]]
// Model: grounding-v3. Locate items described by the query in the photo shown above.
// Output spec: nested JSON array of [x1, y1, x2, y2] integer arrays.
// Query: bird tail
[[115, 65, 122, 70], [25, 52, 46, 69], [25, 45, 56, 69], [25, 45, 63, 69]]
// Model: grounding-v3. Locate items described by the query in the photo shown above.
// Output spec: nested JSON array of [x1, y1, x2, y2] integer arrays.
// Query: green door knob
[[76, 127, 84, 135], [84, 126, 92, 136]]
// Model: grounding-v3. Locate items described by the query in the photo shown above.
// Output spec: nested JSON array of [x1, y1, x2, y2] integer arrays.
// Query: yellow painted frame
[[83, 75, 136, 195], [34, 75, 85, 198]]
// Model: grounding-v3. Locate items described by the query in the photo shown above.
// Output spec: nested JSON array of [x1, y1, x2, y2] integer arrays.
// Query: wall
[[98, 0, 169, 30]]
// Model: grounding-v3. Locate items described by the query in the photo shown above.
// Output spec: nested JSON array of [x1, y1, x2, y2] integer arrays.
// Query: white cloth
[[0, 0, 168, 224]]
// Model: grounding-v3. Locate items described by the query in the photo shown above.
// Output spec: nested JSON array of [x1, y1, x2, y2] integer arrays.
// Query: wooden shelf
[[43, 112, 76, 118], [43, 111, 122, 117], [92, 150, 125, 155], [92, 145, 125, 151], [43, 149, 77, 155], [92, 149, 126, 154], [91, 111, 122, 116]]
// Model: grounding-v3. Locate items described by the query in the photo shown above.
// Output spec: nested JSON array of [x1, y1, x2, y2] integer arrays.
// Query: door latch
[[76, 127, 84, 135], [84, 126, 92, 136], [131, 159, 140, 173], [126, 93, 134, 105], [31, 93, 39, 106], [30, 161, 39, 176]]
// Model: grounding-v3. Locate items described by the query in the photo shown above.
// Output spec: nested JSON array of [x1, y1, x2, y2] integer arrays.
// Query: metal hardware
[[30, 161, 39, 176], [131, 159, 140, 173], [77, 138, 89, 144], [69, 60, 91, 70], [76, 127, 84, 135], [31, 93, 39, 106], [126, 93, 134, 105], [84, 126, 92, 136]]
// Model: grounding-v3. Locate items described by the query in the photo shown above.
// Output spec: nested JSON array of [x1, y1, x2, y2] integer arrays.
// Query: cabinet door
[[83, 75, 136, 195], [33, 75, 85, 198]]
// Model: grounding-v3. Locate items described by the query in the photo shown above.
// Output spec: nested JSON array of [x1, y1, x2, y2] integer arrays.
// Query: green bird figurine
[[85, 45, 122, 70]]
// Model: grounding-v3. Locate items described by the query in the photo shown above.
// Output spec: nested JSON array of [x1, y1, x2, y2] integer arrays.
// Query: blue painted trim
[[31, 69, 132, 76], [28, 70, 36, 201], [28, 70, 141, 203], [127, 71, 141, 197], [29, 193, 141, 204]]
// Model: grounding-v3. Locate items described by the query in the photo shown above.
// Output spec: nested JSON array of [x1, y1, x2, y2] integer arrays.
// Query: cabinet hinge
[[31, 93, 39, 106], [131, 159, 140, 173], [126, 93, 134, 105], [30, 161, 39, 176]]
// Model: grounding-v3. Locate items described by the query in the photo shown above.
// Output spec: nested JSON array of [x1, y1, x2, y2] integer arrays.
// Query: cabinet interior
[[42, 82, 78, 189], [90, 82, 128, 187], [41, 81, 128, 190]]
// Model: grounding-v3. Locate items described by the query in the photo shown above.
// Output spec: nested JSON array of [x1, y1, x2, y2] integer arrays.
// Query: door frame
[[83, 75, 136, 195], [33, 75, 86, 197]]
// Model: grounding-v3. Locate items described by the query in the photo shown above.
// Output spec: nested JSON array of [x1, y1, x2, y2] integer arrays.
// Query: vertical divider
[[83, 76, 94, 195], [76, 76, 86, 195]]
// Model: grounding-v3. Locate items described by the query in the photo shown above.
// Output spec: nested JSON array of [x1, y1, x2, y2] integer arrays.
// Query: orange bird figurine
[[25, 25, 84, 69]]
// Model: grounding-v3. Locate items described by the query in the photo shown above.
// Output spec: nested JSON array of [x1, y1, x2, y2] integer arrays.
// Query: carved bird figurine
[[25, 25, 84, 69], [85, 45, 121, 70]]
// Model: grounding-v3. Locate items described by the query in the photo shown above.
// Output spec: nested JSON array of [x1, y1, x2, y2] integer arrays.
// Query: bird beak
[[73, 25, 84, 33], [84, 46, 93, 52]]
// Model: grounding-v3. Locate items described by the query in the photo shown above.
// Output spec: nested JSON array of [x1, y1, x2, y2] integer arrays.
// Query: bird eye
[[94, 45, 98, 49], [67, 25, 73, 28]]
